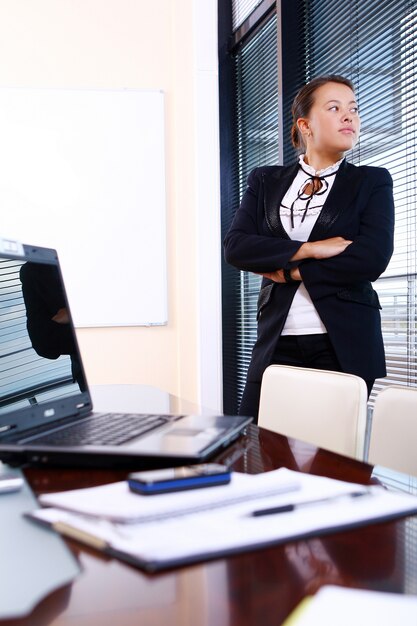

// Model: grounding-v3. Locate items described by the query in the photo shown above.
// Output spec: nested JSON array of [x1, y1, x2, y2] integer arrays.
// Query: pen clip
[[54, 521, 109, 551]]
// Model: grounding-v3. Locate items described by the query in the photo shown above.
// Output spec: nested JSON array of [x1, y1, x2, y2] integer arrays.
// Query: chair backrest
[[258, 364, 368, 460], [368, 386, 417, 476]]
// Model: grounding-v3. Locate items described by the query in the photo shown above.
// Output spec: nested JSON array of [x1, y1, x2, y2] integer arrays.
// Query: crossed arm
[[259, 237, 352, 283], [224, 166, 394, 293]]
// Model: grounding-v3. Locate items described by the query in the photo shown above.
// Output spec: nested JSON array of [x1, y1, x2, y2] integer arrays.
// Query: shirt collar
[[299, 154, 344, 177]]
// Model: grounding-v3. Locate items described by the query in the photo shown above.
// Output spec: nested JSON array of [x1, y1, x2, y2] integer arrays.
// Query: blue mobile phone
[[127, 464, 231, 495]]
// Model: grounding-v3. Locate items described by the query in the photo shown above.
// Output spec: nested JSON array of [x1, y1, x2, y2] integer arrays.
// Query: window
[[232, 0, 265, 29], [220, 1, 279, 414], [303, 0, 417, 394], [220, 0, 417, 414]]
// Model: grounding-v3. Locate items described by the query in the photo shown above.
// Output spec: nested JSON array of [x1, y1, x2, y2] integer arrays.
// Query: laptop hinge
[[76, 403, 92, 416]]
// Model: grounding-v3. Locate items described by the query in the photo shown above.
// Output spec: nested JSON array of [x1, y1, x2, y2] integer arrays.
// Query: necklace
[[280, 164, 338, 229]]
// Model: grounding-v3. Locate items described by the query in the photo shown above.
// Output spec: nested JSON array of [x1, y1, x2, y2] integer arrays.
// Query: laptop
[[0, 239, 252, 468]]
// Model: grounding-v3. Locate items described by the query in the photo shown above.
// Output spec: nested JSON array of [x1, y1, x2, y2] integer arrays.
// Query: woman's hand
[[257, 267, 301, 283], [52, 307, 70, 324], [292, 237, 353, 261], [258, 269, 286, 283]]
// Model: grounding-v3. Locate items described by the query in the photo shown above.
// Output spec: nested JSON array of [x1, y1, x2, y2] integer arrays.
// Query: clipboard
[[26, 468, 417, 573]]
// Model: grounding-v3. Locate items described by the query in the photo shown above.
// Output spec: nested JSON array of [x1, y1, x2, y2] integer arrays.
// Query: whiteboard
[[0, 87, 167, 327]]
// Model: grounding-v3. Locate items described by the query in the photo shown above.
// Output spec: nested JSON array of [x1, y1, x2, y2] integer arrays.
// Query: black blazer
[[224, 159, 395, 382]]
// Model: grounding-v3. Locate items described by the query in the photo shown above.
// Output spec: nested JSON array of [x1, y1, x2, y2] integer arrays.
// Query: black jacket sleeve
[[223, 168, 303, 273], [300, 167, 395, 300]]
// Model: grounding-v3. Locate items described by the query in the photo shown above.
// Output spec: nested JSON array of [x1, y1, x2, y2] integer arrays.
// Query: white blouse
[[280, 155, 343, 335]]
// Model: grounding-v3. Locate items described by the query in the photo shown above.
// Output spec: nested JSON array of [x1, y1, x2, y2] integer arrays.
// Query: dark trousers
[[239, 334, 374, 423]]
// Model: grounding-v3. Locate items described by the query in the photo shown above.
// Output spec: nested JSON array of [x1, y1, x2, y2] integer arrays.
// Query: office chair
[[258, 364, 368, 460], [368, 386, 417, 476]]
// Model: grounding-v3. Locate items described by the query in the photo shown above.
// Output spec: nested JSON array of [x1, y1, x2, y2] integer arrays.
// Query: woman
[[224, 75, 395, 421]]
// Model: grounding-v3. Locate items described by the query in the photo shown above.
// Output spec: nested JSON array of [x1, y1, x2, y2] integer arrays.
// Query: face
[[298, 82, 360, 154]]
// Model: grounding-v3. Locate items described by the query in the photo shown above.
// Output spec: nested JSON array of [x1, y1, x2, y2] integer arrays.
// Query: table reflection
[[17, 389, 417, 626]]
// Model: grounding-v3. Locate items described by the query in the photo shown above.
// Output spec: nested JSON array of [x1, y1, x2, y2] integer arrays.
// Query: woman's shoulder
[[247, 163, 296, 183], [346, 161, 393, 184], [248, 164, 286, 176]]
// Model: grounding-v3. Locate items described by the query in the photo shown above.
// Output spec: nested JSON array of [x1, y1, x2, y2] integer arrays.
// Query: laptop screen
[[0, 244, 90, 434]]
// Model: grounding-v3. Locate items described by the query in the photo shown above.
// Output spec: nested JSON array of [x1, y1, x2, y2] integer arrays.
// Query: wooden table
[[3, 387, 417, 626]]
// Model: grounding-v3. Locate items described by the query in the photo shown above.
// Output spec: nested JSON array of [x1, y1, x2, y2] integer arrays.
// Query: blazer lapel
[[309, 159, 364, 240], [262, 163, 299, 238]]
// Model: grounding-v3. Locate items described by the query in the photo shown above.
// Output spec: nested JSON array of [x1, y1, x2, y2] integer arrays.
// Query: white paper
[[30, 469, 417, 571], [288, 585, 417, 626], [38, 467, 366, 523]]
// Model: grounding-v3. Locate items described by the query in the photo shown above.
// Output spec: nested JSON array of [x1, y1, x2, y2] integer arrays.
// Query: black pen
[[251, 490, 368, 517]]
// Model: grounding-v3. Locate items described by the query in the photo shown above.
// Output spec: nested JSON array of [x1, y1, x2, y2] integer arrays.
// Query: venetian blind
[[222, 10, 280, 413], [302, 0, 417, 394], [0, 259, 75, 411]]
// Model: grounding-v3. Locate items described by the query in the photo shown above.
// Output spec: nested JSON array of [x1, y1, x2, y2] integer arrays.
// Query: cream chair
[[258, 364, 368, 460], [368, 386, 417, 476]]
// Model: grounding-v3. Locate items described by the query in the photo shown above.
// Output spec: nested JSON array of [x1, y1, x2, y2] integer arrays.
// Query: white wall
[[0, 0, 222, 410]]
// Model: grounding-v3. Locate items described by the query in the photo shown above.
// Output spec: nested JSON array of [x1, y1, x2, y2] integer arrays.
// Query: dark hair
[[291, 75, 356, 151]]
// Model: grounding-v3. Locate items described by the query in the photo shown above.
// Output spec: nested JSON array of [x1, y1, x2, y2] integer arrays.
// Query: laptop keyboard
[[28, 413, 176, 446]]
